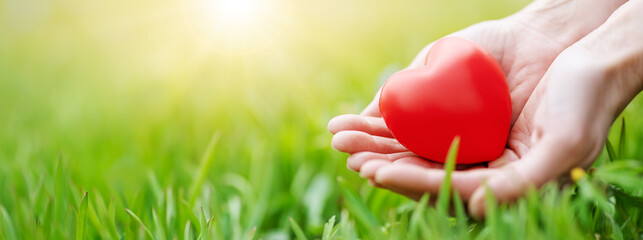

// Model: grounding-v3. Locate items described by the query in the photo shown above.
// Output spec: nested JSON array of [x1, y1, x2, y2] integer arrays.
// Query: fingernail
[[468, 187, 487, 220], [327, 116, 341, 133], [360, 161, 387, 178], [330, 131, 348, 152]]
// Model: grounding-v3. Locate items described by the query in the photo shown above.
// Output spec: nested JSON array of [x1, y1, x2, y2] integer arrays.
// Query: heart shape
[[379, 36, 511, 164]]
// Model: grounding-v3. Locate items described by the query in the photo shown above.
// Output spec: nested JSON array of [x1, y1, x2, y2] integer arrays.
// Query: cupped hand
[[328, 0, 634, 217], [330, 0, 596, 194], [464, 0, 643, 216]]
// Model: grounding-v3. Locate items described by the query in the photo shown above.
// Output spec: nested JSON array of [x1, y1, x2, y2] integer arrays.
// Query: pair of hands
[[329, 0, 643, 218]]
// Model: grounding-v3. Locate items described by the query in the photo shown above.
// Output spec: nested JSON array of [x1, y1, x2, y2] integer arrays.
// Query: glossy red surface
[[379, 37, 511, 164]]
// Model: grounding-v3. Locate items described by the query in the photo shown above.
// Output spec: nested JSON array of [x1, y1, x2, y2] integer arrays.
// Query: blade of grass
[[180, 199, 200, 233], [125, 208, 154, 240], [607, 213, 624, 240], [606, 139, 617, 161], [288, 217, 308, 240], [452, 190, 468, 239], [484, 186, 498, 240], [246, 226, 257, 240], [199, 207, 209, 240], [0, 205, 18, 240], [337, 177, 382, 238], [330, 224, 341, 240], [166, 187, 176, 230], [88, 204, 105, 238], [207, 215, 214, 230], [152, 208, 166, 240], [184, 221, 192, 240], [618, 117, 626, 159], [189, 132, 221, 205], [107, 197, 119, 239], [437, 136, 460, 214], [147, 172, 164, 206], [339, 209, 358, 240], [578, 179, 613, 215], [321, 215, 336, 240], [409, 193, 430, 239], [76, 192, 88, 240], [89, 191, 109, 238]]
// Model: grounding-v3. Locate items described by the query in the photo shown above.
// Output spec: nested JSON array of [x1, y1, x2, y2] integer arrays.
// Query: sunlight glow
[[186, 0, 284, 51], [208, 0, 262, 29]]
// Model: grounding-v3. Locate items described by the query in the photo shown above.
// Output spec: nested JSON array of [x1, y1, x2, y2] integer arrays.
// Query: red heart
[[379, 37, 511, 164]]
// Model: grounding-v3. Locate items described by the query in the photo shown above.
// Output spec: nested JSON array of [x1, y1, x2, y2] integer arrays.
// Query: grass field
[[1, 0, 643, 239]]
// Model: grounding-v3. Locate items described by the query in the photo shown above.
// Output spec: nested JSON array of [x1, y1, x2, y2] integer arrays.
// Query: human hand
[[462, 0, 643, 217], [329, 0, 630, 215]]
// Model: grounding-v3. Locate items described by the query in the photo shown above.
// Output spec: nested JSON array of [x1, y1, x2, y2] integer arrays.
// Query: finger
[[368, 179, 385, 188], [488, 149, 519, 168], [347, 151, 417, 172], [409, 43, 434, 68], [393, 157, 444, 169], [361, 90, 382, 117], [331, 131, 407, 154], [328, 114, 393, 137], [374, 164, 497, 201], [391, 157, 486, 171], [360, 160, 392, 179], [350, 152, 486, 172], [468, 134, 588, 219]]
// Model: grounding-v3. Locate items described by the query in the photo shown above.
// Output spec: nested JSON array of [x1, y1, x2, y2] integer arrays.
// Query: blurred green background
[[0, 0, 529, 189], [3, 0, 643, 239]]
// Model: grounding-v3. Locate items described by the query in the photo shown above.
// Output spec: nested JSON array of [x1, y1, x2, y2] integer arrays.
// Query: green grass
[[1, 0, 643, 239]]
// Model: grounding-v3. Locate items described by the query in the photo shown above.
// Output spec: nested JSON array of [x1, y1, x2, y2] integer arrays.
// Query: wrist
[[556, 43, 642, 119], [547, 48, 626, 128], [508, 0, 627, 46], [572, 0, 643, 100]]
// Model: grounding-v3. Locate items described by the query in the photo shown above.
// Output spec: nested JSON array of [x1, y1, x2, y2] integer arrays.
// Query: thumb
[[467, 133, 587, 219], [360, 88, 382, 117]]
